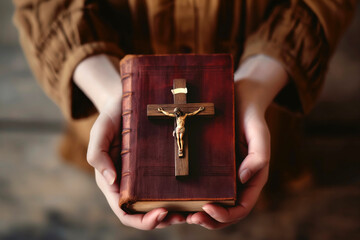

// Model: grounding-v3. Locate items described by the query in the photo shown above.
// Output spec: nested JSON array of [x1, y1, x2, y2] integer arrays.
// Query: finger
[[87, 114, 117, 185], [203, 166, 268, 223], [187, 212, 232, 230], [201, 202, 249, 224], [95, 170, 168, 230], [155, 213, 186, 228], [95, 169, 126, 220], [239, 118, 270, 183], [121, 208, 168, 230], [186, 213, 193, 224]]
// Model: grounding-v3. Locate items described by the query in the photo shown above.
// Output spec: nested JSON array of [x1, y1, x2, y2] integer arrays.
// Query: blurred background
[[0, 1, 359, 239]]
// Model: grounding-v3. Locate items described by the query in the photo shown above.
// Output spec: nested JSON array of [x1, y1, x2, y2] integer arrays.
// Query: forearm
[[73, 54, 122, 111], [234, 55, 288, 116]]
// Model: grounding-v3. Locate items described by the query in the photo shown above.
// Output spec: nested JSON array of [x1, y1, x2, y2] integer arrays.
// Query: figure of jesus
[[157, 107, 204, 157]]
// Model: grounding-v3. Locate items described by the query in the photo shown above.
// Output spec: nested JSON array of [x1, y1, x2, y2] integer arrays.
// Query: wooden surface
[[175, 133, 189, 176], [173, 78, 187, 104], [147, 78, 215, 176], [147, 79, 216, 176], [173, 78, 189, 176]]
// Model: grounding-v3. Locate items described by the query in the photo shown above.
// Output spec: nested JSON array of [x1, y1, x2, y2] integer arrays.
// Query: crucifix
[[147, 79, 215, 176]]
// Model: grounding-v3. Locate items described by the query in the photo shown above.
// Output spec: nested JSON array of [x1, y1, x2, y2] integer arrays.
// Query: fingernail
[[240, 169, 251, 184], [202, 206, 214, 216], [157, 211, 168, 222], [174, 219, 185, 225], [103, 169, 116, 185]]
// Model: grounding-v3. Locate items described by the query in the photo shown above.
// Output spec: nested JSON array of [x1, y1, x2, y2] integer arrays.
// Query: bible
[[119, 54, 236, 213]]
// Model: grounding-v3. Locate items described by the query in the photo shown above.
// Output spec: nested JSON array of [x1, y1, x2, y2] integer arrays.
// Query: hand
[[186, 103, 270, 229], [88, 97, 185, 229], [187, 55, 288, 229], [74, 55, 185, 229]]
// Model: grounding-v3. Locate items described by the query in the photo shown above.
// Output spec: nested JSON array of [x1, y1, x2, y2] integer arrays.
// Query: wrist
[[234, 54, 288, 115], [74, 54, 122, 111], [100, 94, 123, 114]]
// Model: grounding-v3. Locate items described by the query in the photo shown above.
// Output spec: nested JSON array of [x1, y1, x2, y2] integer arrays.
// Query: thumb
[[239, 118, 270, 184], [87, 113, 118, 185]]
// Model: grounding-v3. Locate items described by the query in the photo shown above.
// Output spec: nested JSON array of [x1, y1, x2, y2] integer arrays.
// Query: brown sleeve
[[241, 0, 357, 114], [12, 0, 130, 119]]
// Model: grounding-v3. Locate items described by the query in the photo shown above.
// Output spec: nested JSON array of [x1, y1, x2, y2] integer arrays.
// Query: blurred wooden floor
[[0, 1, 359, 240]]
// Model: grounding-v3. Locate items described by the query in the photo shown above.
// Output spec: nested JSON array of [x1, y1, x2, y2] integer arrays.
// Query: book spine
[[118, 57, 137, 212]]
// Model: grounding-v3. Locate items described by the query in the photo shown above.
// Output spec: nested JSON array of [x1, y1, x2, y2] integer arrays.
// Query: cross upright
[[147, 79, 215, 177]]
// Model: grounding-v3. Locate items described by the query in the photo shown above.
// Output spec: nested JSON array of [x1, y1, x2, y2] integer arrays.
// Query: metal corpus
[[157, 106, 204, 157]]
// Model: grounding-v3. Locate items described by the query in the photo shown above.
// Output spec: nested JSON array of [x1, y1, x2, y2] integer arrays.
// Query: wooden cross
[[147, 79, 215, 176]]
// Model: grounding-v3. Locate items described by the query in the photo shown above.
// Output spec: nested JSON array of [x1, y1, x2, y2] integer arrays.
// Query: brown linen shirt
[[13, 0, 356, 119]]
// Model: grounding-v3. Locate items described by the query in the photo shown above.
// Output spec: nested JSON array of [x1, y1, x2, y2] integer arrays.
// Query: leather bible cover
[[119, 54, 236, 213]]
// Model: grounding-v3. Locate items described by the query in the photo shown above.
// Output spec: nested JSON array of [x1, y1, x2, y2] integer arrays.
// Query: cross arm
[[158, 107, 176, 117], [185, 106, 204, 116], [147, 103, 215, 117]]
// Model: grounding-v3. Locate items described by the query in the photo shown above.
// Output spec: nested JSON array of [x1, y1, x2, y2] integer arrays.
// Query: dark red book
[[119, 54, 236, 212]]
